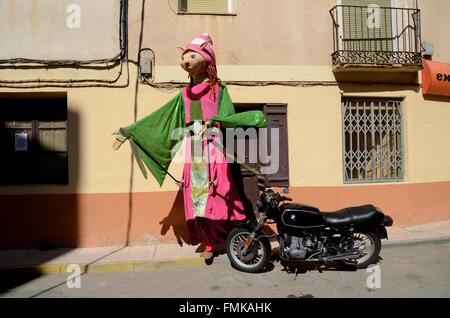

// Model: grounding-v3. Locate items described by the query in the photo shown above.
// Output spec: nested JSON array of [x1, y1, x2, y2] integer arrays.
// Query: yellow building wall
[[1, 64, 449, 196]]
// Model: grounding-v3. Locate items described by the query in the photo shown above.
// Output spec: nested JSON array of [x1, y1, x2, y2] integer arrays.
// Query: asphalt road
[[1, 240, 449, 298]]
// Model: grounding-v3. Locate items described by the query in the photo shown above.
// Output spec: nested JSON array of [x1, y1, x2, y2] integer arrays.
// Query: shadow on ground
[[0, 269, 43, 294]]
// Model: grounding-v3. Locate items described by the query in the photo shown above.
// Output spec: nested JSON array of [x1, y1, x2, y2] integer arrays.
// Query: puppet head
[[180, 34, 222, 99], [181, 34, 216, 66], [180, 50, 208, 79]]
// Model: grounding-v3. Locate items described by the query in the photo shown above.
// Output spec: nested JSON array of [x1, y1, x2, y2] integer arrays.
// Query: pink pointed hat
[[182, 34, 216, 66]]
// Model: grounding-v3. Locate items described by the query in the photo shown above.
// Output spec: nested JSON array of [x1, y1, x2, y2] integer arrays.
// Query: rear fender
[[372, 225, 388, 240]]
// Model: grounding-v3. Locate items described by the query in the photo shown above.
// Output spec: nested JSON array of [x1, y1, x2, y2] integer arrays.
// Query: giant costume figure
[[113, 35, 266, 259]]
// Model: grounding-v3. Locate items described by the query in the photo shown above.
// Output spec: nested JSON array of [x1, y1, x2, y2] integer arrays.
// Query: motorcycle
[[226, 187, 393, 273]]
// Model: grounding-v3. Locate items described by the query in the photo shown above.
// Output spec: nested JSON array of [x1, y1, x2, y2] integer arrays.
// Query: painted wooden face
[[180, 50, 207, 78]]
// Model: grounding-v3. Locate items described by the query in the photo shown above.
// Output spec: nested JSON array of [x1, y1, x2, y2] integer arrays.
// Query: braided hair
[[207, 64, 224, 101]]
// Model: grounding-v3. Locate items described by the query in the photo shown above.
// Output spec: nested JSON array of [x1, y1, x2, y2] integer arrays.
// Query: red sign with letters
[[422, 60, 450, 97]]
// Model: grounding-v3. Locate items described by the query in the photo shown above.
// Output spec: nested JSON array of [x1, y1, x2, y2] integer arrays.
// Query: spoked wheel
[[337, 232, 381, 269], [226, 227, 271, 273]]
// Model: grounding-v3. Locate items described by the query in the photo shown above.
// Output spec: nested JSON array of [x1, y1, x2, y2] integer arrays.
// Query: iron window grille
[[342, 98, 404, 183], [330, 5, 422, 65]]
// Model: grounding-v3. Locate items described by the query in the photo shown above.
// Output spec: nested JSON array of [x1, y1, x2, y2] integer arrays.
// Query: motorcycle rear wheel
[[226, 227, 271, 273], [337, 232, 381, 269]]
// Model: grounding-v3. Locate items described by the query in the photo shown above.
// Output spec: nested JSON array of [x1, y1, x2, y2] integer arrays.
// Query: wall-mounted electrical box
[[422, 41, 434, 60], [140, 57, 152, 76]]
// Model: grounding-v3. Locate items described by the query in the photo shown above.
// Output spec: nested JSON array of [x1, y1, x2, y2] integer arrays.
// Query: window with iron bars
[[342, 98, 404, 183]]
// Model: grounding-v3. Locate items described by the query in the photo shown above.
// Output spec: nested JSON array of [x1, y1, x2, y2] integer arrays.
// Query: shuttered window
[[180, 0, 234, 14], [340, 0, 394, 61], [0, 97, 68, 185]]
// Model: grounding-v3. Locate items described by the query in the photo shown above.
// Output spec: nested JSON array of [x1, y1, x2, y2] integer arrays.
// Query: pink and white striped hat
[[182, 34, 216, 66]]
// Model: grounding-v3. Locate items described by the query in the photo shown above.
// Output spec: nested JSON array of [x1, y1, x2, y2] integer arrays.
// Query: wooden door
[[229, 103, 289, 220]]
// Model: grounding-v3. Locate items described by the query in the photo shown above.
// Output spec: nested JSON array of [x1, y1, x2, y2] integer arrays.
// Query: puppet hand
[[208, 179, 217, 188], [205, 119, 213, 128], [111, 130, 125, 151], [201, 119, 214, 139], [175, 180, 184, 189], [200, 126, 207, 138]]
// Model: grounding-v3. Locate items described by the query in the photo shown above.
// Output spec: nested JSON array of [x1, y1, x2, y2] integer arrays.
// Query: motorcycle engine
[[281, 234, 316, 260]]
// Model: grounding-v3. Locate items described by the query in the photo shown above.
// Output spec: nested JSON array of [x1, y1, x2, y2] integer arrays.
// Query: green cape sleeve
[[209, 83, 267, 128], [123, 91, 186, 186]]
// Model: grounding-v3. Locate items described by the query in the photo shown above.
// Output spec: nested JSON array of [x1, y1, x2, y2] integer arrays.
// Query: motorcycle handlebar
[[262, 190, 292, 207], [275, 193, 292, 202], [281, 196, 292, 201]]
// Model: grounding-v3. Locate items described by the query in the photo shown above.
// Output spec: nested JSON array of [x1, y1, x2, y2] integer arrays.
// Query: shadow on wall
[[333, 69, 421, 91], [0, 96, 80, 248], [423, 95, 450, 103], [155, 154, 260, 246], [159, 190, 190, 246], [0, 99, 80, 294]]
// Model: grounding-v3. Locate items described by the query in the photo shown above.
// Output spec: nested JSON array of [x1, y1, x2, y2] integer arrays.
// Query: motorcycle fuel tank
[[280, 203, 325, 229]]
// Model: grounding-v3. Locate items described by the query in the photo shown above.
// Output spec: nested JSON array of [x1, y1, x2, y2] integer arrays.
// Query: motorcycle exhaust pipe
[[319, 250, 360, 262]]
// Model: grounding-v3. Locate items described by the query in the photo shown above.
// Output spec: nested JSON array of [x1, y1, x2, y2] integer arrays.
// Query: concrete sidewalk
[[0, 219, 449, 274]]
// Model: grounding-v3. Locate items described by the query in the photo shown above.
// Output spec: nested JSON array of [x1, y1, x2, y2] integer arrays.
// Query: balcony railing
[[330, 5, 422, 66]]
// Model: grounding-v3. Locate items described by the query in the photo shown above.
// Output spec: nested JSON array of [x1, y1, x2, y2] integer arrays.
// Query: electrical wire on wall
[[0, 0, 129, 88]]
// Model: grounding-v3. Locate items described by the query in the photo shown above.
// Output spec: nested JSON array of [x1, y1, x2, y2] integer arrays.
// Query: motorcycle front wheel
[[226, 227, 271, 273], [337, 232, 381, 269]]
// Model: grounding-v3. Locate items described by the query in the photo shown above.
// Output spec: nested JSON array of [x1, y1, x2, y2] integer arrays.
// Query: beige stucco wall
[[128, 0, 336, 66], [420, 0, 450, 63], [410, 94, 450, 182], [0, 0, 121, 60]]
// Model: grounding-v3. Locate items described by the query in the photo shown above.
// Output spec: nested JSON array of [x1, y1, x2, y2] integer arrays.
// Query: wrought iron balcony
[[330, 5, 422, 67]]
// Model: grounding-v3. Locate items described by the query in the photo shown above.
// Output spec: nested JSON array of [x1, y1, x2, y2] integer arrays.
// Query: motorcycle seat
[[322, 205, 383, 230]]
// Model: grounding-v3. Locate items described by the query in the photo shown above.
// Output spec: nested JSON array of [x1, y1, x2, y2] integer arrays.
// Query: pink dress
[[181, 82, 247, 245]]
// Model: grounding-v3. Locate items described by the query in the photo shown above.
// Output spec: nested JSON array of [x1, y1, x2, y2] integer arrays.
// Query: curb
[[0, 257, 206, 275], [382, 235, 450, 249]]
